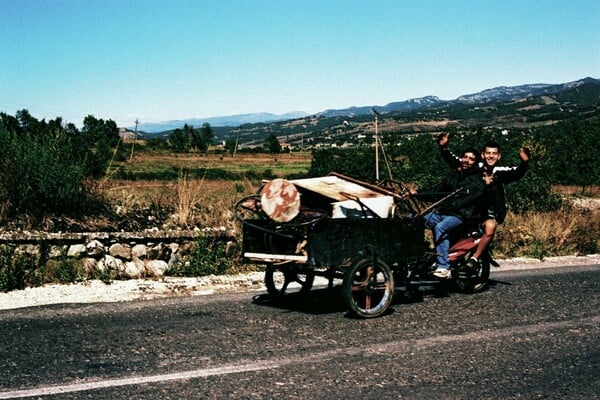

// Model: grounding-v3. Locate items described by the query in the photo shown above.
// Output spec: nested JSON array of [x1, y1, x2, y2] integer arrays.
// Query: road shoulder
[[1, 254, 598, 311]]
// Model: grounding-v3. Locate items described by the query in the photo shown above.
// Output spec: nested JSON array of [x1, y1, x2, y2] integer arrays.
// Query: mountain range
[[131, 77, 599, 133], [133, 111, 308, 133]]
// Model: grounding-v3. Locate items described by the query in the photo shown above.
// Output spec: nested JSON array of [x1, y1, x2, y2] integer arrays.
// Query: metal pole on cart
[[373, 107, 380, 183]]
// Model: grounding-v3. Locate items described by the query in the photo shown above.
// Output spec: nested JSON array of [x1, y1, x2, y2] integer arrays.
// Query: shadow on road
[[251, 286, 347, 315], [250, 280, 504, 316]]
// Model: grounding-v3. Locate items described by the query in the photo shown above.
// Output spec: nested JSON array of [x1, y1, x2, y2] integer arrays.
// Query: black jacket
[[417, 166, 485, 222], [441, 147, 528, 224]]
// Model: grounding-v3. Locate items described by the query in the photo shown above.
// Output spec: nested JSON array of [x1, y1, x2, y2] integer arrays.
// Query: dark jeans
[[423, 211, 463, 269]]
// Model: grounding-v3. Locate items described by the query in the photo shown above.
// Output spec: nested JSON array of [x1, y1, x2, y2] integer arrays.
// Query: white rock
[[86, 240, 105, 257], [109, 243, 131, 260], [124, 260, 144, 279], [99, 255, 122, 272], [67, 244, 87, 258], [145, 260, 168, 277], [132, 244, 147, 260]]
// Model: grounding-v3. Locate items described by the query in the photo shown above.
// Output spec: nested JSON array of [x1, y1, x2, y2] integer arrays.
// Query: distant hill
[[219, 77, 600, 149], [135, 77, 599, 146], [317, 96, 443, 117], [456, 77, 599, 103], [132, 111, 308, 133]]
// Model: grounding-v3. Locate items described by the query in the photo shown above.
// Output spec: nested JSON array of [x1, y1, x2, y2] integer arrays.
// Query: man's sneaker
[[466, 257, 479, 271], [432, 267, 451, 279]]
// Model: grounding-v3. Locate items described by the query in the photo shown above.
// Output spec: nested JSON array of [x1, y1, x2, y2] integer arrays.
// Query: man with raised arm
[[437, 133, 530, 270], [416, 147, 485, 279]]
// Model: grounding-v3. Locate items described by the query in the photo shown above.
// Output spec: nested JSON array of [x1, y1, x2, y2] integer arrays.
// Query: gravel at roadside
[[1, 254, 598, 311]]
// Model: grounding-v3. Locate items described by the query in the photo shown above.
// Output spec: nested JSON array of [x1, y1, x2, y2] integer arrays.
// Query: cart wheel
[[342, 256, 394, 318], [265, 265, 315, 298], [455, 251, 490, 293]]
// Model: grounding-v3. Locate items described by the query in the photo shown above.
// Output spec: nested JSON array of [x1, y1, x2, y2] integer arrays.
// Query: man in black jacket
[[438, 134, 529, 270], [417, 147, 485, 279]]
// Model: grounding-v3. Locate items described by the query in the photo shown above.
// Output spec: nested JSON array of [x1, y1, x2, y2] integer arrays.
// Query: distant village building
[[281, 143, 292, 152]]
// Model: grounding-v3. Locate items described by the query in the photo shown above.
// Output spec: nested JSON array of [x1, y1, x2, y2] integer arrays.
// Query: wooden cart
[[235, 173, 489, 318]]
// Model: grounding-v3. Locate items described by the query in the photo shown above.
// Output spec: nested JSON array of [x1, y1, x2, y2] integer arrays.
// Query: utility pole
[[130, 118, 139, 163], [375, 113, 379, 182], [233, 130, 240, 157]]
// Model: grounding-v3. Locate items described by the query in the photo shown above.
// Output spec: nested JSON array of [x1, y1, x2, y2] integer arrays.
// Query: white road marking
[[0, 315, 597, 399]]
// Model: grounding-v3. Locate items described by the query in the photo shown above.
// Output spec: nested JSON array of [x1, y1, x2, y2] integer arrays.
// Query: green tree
[[539, 120, 600, 193], [79, 115, 121, 177], [224, 139, 237, 155], [309, 148, 378, 181], [265, 133, 281, 154], [390, 134, 446, 189], [169, 128, 189, 153], [190, 125, 202, 151], [0, 110, 105, 218], [199, 123, 214, 152], [145, 137, 169, 151]]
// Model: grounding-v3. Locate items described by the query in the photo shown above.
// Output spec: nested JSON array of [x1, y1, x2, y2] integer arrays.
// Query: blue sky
[[1, 0, 598, 128]]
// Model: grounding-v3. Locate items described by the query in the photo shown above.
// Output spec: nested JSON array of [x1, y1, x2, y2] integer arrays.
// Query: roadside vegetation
[[0, 109, 598, 291]]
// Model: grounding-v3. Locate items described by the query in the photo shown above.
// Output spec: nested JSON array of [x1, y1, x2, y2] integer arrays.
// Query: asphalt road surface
[[0, 265, 598, 399]]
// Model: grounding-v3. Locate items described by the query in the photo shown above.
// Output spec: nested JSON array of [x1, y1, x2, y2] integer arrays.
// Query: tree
[[199, 123, 214, 152], [264, 133, 281, 154], [0, 110, 103, 218], [79, 115, 121, 177], [224, 139, 237, 155], [309, 148, 379, 181], [169, 128, 189, 153], [539, 120, 600, 193], [81, 115, 119, 146]]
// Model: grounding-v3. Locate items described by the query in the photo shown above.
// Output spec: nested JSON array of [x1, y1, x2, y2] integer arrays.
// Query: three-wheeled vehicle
[[235, 172, 492, 318]]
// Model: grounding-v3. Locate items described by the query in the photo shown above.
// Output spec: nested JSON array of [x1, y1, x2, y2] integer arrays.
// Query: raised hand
[[520, 147, 531, 162], [437, 133, 449, 147]]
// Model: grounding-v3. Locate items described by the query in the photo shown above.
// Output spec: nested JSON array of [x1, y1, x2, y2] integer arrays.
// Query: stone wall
[[0, 229, 236, 279]]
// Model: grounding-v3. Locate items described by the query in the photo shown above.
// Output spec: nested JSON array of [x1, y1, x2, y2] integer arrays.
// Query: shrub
[[165, 236, 232, 277], [44, 257, 85, 284], [309, 148, 380, 182], [174, 171, 204, 227], [494, 207, 599, 259], [308, 132, 564, 215], [0, 110, 113, 219], [0, 246, 27, 292]]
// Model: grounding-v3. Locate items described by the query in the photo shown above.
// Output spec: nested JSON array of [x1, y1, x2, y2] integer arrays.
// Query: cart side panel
[[307, 218, 425, 268], [242, 221, 305, 259]]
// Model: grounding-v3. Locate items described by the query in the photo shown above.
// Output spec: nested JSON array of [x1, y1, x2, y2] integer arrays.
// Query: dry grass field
[[119, 151, 312, 177], [100, 151, 312, 230]]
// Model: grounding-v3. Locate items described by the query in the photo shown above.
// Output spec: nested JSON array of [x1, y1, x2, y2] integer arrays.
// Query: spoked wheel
[[264, 265, 315, 298], [342, 256, 394, 318], [455, 251, 490, 293]]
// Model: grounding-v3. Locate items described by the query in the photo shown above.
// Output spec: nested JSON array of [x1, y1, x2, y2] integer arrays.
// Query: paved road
[[0, 265, 598, 399]]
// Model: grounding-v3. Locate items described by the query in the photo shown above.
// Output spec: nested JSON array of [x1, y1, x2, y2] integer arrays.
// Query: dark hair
[[462, 147, 482, 164], [483, 140, 500, 152]]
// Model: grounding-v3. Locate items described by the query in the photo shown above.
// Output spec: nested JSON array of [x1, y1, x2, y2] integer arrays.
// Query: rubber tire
[[342, 256, 394, 318], [455, 252, 490, 293], [264, 265, 315, 298]]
